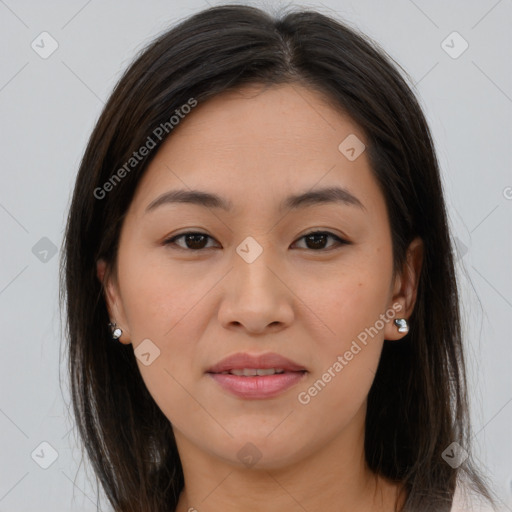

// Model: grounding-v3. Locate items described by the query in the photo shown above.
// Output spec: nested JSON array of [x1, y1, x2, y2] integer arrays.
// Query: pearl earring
[[394, 318, 409, 334], [108, 321, 122, 340]]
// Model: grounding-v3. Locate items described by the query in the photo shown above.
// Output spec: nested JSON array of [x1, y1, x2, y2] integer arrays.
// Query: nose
[[217, 248, 294, 335]]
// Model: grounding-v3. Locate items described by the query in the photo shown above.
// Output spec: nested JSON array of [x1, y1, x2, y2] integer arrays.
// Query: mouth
[[214, 367, 302, 376], [206, 352, 308, 399], [206, 351, 307, 373]]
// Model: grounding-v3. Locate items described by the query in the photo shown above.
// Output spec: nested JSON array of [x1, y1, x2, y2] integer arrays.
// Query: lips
[[206, 352, 308, 399], [206, 352, 307, 374]]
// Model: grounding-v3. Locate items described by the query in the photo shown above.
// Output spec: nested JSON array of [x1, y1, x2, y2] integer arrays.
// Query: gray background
[[0, 0, 511, 510]]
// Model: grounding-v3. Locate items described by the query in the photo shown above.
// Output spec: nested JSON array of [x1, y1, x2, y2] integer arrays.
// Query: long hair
[[59, 5, 495, 511]]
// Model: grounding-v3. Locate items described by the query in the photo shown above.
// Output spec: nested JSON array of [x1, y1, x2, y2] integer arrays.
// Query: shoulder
[[450, 482, 497, 512]]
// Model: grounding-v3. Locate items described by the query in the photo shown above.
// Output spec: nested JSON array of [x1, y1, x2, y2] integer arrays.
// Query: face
[[97, 83, 422, 471]]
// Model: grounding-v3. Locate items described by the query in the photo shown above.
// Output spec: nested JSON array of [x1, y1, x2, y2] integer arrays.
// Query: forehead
[[127, 83, 383, 219], [165, 82, 363, 156]]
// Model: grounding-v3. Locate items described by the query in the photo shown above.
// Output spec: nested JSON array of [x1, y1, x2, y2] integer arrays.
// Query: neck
[[173, 404, 402, 512]]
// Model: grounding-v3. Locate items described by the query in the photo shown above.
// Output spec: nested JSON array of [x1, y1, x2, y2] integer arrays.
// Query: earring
[[394, 318, 409, 334], [108, 321, 122, 340]]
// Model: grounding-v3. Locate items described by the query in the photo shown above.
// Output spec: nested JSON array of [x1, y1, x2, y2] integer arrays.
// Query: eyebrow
[[144, 186, 365, 214]]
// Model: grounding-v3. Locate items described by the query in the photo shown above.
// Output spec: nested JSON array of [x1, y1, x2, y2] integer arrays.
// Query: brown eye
[[164, 232, 217, 250], [293, 231, 348, 251]]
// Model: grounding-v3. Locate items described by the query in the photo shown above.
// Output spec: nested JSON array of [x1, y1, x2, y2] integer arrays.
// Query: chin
[[208, 431, 311, 471]]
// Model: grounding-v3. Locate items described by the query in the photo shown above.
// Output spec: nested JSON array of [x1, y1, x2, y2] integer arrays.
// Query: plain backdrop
[[0, 0, 511, 510]]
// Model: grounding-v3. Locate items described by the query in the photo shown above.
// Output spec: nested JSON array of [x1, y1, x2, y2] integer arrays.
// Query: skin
[[97, 83, 423, 512]]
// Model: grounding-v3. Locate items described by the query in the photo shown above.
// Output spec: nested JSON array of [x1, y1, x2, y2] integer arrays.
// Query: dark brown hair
[[60, 4, 496, 511]]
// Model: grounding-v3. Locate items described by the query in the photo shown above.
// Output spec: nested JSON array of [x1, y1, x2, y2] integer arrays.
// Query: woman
[[60, 4, 497, 511]]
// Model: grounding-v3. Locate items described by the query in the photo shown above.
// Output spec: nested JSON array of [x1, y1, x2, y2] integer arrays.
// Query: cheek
[[298, 249, 393, 350], [116, 244, 225, 403], [118, 269, 206, 431], [292, 288, 388, 447], [118, 245, 209, 341], [295, 250, 393, 409]]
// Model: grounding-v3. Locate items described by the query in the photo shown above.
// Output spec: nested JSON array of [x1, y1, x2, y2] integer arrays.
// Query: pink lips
[[206, 352, 308, 399]]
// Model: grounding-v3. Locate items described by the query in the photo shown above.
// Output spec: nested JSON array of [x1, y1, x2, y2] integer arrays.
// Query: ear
[[96, 258, 131, 344], [384, 236, 424, 341]]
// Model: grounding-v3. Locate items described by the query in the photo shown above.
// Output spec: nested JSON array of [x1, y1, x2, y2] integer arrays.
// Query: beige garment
[[450, 483, 501, 512]]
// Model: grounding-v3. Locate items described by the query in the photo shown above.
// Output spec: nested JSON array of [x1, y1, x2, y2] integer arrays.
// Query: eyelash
[[163, 230, 350, 252]]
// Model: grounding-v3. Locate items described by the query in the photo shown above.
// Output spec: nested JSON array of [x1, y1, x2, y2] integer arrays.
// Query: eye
[[292, 230, 349, 251], [163, 230, 349, 252], [163, 232, 218, 251]]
